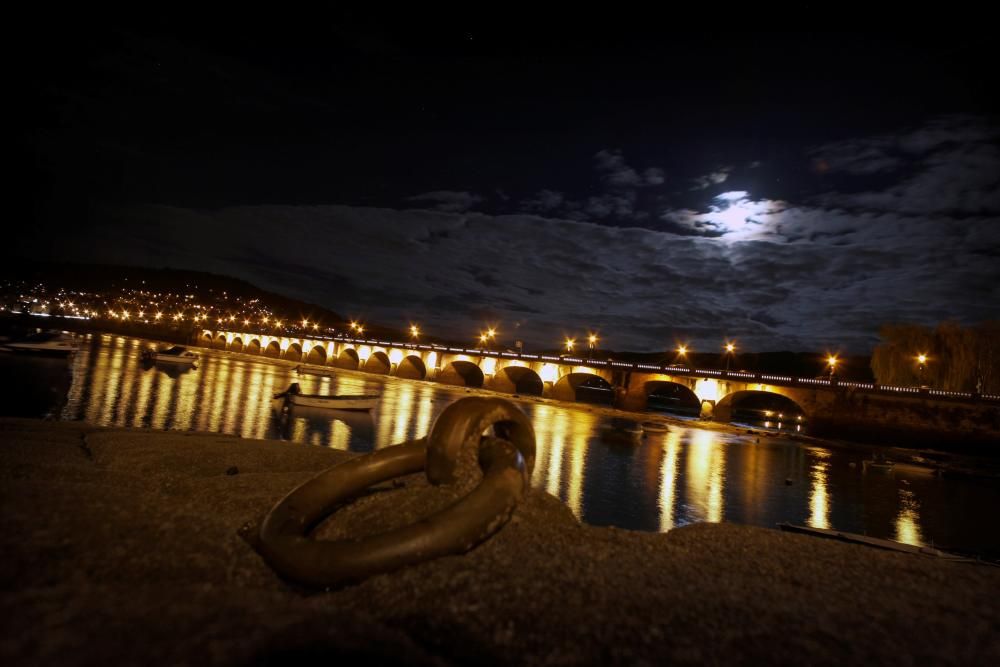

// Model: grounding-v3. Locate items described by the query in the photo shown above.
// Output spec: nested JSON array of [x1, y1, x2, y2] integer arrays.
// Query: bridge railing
[[207, 329, 1000, 405]]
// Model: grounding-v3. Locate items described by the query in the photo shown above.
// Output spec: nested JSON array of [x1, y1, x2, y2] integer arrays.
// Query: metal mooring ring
[[255, 397, 536, 588]]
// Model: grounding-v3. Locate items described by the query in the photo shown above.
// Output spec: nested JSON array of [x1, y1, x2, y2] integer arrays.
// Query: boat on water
[[0, 332, 79, 356], [141, 345, 199, 366], [599, 417, 643, 444], [294, 364, 335, 377], [273, 382, 379, 412], [777, 523, 988, 564], [641, 420, 669, 434]]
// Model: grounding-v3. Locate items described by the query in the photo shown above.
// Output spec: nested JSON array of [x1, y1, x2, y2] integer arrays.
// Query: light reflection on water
[[4, 333, 993, 556]]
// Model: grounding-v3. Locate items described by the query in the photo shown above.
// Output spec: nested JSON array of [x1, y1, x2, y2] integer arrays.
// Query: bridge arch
[[230, 337, 244, 353], [437, 360, 485, 388], [199, 331, 213, 346], [305, 344, 327, 364], [335, 347, 360, 370], [644, 381, 701, 415], [396, 355, 427, 380], [714, 390, 808, 426], [245, 339, 261, 355], [284, 342, 303, 362], [263, 340, 282, 358], [552, 372, 614, 404], [492, 366, 544, 396], [364, 350, 392, 374]]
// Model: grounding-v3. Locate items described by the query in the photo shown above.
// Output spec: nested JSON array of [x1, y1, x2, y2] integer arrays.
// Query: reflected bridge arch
[[335, 347, 360, 370], [396, 355, 427, 380], [714, 389, 809, 426], [492, 366, 544, 396], [551, 372, 614, 404], [438, 360, 485, 388], [644, 380, 701, 416]]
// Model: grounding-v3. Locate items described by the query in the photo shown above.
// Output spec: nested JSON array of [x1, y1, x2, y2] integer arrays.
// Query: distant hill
[[2, 260, 347, 327]]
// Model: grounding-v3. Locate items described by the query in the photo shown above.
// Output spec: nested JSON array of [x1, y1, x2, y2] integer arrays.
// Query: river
[[3, 332, 999, 558]]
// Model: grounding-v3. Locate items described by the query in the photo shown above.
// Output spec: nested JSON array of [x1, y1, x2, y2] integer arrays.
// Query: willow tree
[[871, 321, 1000, 392], [870, 324, 934, 387]]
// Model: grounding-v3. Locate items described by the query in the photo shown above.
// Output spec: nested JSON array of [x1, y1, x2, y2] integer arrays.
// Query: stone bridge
[[197, 329, 1000, 448]]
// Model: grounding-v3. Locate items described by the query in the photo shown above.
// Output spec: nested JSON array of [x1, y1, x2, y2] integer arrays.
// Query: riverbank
[[2, 417, 998, 665]]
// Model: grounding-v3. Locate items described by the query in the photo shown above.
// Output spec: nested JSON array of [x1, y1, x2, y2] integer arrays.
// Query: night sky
[[16, 22, 1000, 353]]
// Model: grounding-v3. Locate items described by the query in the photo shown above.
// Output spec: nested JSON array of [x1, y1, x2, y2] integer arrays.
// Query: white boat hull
[[152, 354, 198, 365], [2, 341, 78, 356], [296, 365, 335, 377], [274, 391, 379, 411], [287, 394, 378, 410]]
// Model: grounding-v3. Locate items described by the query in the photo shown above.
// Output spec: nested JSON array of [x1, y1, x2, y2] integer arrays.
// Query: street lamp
[[409, 324, 420, 340], [588, 333, 598, 359], [827, 355, 838, 380], [916, 353, 928, 386], [565, 337, 575, 353], [724, 342, 736, 371], [677, 344, 688, 367]]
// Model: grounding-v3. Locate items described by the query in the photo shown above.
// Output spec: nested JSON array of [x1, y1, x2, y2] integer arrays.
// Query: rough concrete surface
[[1, 417, 998, 666]]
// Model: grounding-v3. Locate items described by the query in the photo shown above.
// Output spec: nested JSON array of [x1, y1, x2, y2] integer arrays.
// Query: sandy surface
[[2, 417, 998, 666]]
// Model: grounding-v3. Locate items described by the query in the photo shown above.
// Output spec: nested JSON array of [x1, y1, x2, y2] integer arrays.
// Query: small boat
[[599, 417, 643, 444], [777, 523, 986, 564], [142, 345, 199, 366], [1, 332, 78, 356], [641, 421, 669, 434], [273, 383, 379, 412], [295, 364, 335, 377]]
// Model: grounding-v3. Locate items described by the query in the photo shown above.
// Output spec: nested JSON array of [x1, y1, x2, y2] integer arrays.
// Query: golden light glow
[[827, 355, 838, 368], [301, 319, 309, 328], [895, 489, 923, 546], [410, 324, 420, 338], [694, 378, 720, 402], [917, 354, 927, 365], [539, 363, 559, 384], [486, 328, 496, 339], [725, 342, 735, 353], [677, 345, 687, 356], [481, 356, 497, 376], [808, 450, 831, 530], [154, 312, 162, 320], [588, 334, 598, 346], [565, 338, 575, 352]]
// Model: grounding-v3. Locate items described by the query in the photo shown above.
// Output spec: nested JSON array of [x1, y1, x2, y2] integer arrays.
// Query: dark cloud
[[593, 149, 665, 189], [690, 167, 732, 190]]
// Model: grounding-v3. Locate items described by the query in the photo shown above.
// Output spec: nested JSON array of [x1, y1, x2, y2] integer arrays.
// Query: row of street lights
[[345, 321, 932, 384]]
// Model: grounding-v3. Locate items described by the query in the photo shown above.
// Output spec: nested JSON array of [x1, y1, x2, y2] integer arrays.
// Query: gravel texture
[[2, 417, 998, 666]]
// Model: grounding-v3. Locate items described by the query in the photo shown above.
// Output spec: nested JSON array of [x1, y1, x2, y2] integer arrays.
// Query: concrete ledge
[[2, 418, 998, 665]]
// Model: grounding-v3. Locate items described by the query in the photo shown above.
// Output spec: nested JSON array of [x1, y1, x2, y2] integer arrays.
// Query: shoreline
[[65, 335, 1000, 477], [2, 417, 998, 664]]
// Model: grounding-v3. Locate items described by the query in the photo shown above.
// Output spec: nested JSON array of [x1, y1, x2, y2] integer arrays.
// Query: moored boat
[[599, 417, 643, 444], [1, 332, 79, 356], [273, 383, 379, 412], [295, 364, 336, 377], [142, 345, 199, 366], [641, 420, 669, 434]]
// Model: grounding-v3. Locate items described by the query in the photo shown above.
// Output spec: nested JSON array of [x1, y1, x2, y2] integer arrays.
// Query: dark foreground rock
[[1, 418, 998, 665]]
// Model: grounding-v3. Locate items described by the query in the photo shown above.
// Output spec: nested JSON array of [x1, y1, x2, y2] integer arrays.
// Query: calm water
[[4, 333, 1000, 557]]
